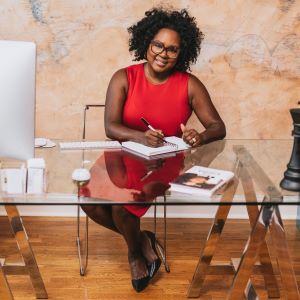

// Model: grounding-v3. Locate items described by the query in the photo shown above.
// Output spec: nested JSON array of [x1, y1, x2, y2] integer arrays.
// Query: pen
[[140, 117, 156, 131], [140, 117, 178, 147], [140, 117, 167, 142]]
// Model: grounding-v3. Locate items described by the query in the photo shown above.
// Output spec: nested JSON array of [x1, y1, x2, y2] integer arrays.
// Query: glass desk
[[0, 139, 299, 299]]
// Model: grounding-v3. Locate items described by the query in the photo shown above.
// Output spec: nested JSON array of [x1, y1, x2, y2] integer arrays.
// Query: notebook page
[[164, 136, 190, 151], [121, 141, 177, 156], [121, 136, 190, 157]]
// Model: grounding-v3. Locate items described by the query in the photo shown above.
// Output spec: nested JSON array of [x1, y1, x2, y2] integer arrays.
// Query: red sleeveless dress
[[123, 63, 192, 136], [119, 63, 191, 217], [80, 64, 191, 217]]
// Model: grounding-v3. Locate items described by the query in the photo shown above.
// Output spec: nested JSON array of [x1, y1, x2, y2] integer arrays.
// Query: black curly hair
[[128, 8, 204, 72]]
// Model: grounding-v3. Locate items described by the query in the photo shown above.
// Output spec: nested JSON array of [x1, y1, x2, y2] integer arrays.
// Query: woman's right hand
[[142, 129, 165, 147]]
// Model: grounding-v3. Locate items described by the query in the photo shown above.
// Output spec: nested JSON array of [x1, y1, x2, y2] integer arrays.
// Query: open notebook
[[121, 136, 190, 158]]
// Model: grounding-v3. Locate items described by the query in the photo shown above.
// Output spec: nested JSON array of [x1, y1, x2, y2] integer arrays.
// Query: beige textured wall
[[1, 0, 300, 139]]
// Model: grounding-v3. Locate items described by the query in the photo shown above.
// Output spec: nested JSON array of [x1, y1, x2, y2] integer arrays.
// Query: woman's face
[[146, 28, 181, 73]]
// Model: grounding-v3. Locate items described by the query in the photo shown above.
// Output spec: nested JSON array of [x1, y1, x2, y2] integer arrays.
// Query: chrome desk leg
[[187, 179, 239, 298], [159, 195, 170, 272], [231, 258, 258, 300], [163, 196, 168, 271], [269, 206, 300, 300], [5, 205, 48, 299], [240, 167, 280, 298], [0, 259, 13, 300], [154, 198, 157, 235], [76, 206, 88, 276], [153, 197, 170, 273], [227, 202, 273, 300], [246, 204, 280, 298]]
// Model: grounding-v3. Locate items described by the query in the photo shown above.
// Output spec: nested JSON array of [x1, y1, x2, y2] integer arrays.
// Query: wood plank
[[0, 217, 299, 299]]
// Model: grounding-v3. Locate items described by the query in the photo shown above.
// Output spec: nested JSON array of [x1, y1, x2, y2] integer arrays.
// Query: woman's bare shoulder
[[110, 68, 127, 82], [108, 68, 128, 92], [188, 72, 206, 89]]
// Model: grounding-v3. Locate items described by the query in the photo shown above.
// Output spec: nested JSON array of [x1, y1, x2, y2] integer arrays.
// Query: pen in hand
[[140, 117, 166, 142], [141, 117, 156, 131], [140, 117, 178, 148]]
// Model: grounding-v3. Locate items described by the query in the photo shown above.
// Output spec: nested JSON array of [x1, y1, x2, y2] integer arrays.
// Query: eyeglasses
[[150, 40, 180, 59]]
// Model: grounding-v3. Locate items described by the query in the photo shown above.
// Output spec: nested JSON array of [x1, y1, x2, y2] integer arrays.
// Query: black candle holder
[[280, 108, 300, 191]]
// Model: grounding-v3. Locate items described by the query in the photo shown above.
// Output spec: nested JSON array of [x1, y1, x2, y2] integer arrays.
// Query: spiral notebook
[[121, 136, 190, 158]]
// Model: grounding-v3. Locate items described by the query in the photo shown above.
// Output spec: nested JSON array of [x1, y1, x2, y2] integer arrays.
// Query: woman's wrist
[[132, 131, 147, 144], [198, 132, 206, 145]]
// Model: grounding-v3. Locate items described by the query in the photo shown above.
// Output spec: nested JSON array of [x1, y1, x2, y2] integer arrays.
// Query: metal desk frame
[[0, 205, 47, 299], [188, 145, 299, 299]]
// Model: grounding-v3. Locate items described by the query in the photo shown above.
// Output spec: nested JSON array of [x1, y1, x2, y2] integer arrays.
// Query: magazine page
[[169, 166, 234, 196]]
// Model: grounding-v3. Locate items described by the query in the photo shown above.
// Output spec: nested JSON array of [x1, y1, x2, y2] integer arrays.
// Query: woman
[[83, 8, 226, 292]]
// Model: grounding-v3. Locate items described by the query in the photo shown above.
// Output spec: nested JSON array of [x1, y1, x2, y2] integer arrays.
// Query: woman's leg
[[81, 205, 156, 278], [81, 205, 120, 233], [141, 231, 159, 263], [111, 206, 148, 280]]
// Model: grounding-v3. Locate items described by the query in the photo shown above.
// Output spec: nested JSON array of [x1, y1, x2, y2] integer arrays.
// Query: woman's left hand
[[180, 124, 202, 147]]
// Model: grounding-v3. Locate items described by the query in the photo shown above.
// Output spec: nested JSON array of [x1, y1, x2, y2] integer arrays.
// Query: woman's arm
[[183, 74, 226, 146], [104, 69, 164, 146]]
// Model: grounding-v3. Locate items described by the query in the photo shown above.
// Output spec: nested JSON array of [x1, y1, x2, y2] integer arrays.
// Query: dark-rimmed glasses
[[150, 40, 180, 59]]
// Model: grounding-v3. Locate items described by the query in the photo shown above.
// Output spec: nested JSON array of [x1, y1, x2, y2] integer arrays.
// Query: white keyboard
[[59, 140, 121, 150]]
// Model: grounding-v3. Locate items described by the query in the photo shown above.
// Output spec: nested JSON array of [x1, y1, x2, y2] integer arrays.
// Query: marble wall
[[1, 0, 300, 139]]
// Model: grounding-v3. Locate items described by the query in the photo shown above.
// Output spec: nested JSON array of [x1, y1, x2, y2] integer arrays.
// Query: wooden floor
[[0, 216, 300, 300]]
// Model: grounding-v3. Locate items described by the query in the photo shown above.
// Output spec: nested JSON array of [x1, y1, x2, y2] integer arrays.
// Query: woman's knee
[[112, 206, 135, 221], [80, 205, 97, 217], [112, 205, 126, 217]]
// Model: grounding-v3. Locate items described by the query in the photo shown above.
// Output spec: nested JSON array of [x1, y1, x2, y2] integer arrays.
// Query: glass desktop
[[0, 139, 299, 300]]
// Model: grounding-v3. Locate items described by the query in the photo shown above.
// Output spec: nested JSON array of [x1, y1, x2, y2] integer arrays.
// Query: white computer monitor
[[0, 40, 36, 160]]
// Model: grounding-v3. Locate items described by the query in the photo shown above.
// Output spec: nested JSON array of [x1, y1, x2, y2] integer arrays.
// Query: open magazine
[[169, 166, 234, 197], [121, 136, 190, 159]]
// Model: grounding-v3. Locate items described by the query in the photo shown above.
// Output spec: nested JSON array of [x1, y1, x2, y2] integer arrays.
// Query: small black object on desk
[[280, 108, 300, 191]]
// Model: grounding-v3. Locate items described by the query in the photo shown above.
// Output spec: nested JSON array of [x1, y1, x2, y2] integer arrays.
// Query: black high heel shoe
[[130, 256, 150, 292], [144, 230, 162, 279], [131, 275, 150, 292]]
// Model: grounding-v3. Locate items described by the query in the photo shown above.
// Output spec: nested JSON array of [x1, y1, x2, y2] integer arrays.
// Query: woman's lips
[[155, 58, 167, 67]]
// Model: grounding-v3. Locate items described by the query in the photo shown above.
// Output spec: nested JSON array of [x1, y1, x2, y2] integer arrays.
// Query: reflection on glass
[[80, 150, 185, 213]]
